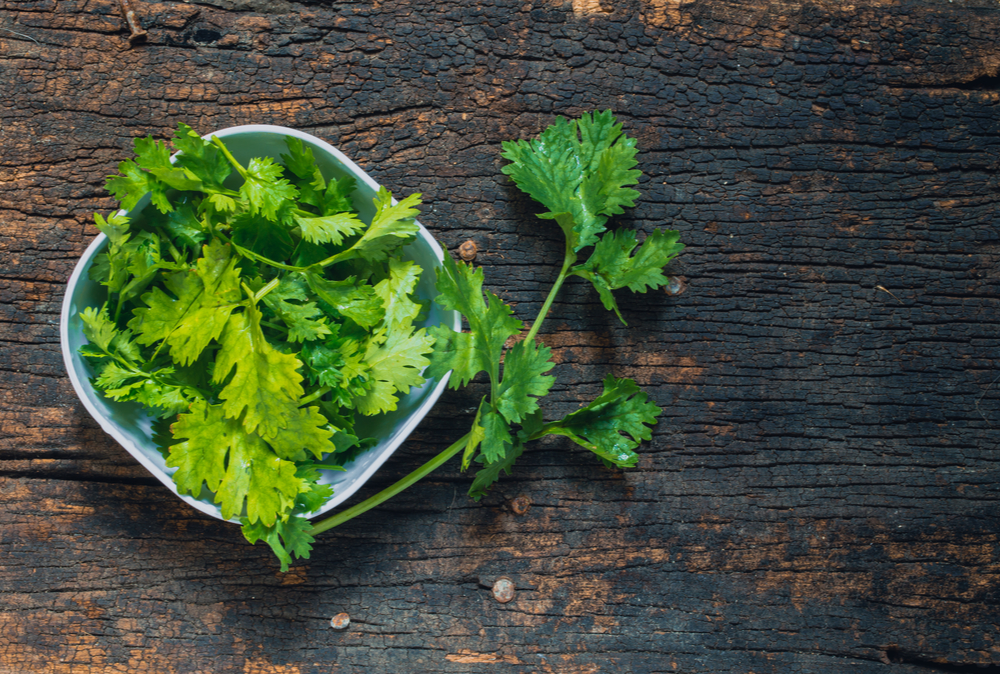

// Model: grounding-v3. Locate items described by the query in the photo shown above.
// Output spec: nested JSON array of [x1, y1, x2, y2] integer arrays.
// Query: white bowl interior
[[60, 125, 459, 523]]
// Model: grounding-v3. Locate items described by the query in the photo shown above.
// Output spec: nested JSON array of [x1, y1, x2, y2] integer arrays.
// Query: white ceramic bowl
[[60, 125, 459, 523]]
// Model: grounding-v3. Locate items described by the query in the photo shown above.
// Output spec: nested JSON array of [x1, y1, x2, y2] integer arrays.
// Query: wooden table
[[2, 0, 999, 671]]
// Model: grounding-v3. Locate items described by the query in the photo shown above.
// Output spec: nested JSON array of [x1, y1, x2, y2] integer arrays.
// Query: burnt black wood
[[1, 0, 999, 671]]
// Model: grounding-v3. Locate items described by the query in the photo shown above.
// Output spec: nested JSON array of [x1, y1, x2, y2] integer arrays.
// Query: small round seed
[[330, 613, 350, 630]]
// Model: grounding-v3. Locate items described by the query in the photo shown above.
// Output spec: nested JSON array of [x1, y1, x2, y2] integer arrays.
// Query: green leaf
[[261, 276, 332, 343], [264, 405, 337, 461], [468, 440, 524, 501], [348, 188, 421, 262], [133, 379, 194, 418], [572, 228, 684, 324], [537, 375, 661, 468], [495, 339, 555, 424], [241, 156, 298, 224], [425, 249, 523, 388], [350, 326, 434, 416], [479, 407, 513, 464], [93, 361, 146, 399], [303, 271, 384, 330], [106, 157, 173, 214], [172, 122, 232, 189], [231, 212, 295, 261], [373, 258, 423, 329], [462, 397, 487, 471], [94, 211, 130, 247], [293, 464, 336, 514], [295, 211, 366, 246], [129, 239, 243, 366], [163, 203, 208, 252], [500, 110, 641, 251], [242, 515, 315, 573], [320, 176, 357, 215], [80, 305, 119, 352], [214, 302, 306, 439], [169, 400, 304, 526], [134, 136, 204, 192]]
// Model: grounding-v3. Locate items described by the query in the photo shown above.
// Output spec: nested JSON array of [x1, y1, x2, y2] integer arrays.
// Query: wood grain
[[1, 0, 999, 671]]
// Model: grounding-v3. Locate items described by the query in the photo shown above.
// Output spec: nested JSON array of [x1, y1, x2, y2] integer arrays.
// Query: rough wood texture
[[2, 0, 999, 671]]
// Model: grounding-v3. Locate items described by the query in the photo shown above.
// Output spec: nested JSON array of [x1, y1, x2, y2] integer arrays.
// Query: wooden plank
[[1, 0, 999, 671]]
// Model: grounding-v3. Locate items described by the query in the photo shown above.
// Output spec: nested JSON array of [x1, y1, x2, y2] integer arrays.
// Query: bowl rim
[[60, 124, 459, 524]]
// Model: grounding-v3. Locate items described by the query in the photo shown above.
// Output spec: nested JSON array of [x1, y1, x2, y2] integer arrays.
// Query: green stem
[[308, 432, 470, 536], [299, 386, 331, 406], [525, 244, 577, 344], [211, 136, 247, 178]]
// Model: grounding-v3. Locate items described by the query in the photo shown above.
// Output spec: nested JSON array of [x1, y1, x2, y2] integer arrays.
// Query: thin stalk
[[211, 136, 247, 178], [308, 432, 470, 535], [525, 244, 576, 344], [299, 386, 331, 406]]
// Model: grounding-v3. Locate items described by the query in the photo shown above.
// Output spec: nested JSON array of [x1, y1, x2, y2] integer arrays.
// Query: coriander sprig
[[306, 110, 683, 534]]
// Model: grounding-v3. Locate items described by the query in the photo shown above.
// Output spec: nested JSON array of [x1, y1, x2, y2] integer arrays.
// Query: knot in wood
[[509, 495, 531, 516], [459, 240, 478, 261], [492, 577, 515, 603], [329, 613, 350, 630], [664, 276, 687, 296]]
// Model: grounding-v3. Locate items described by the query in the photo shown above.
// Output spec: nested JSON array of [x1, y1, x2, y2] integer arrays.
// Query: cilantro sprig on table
[[82, 112, 683, 572], [309, 111, 683, 536]]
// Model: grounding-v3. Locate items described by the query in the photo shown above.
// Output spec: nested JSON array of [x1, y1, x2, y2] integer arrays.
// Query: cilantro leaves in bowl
[[61, 124, 459, 568]]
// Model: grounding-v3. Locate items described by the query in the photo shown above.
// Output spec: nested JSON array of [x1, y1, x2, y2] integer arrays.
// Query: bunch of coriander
[[80, 112, 684, 572], [82, 124, 434, 569]]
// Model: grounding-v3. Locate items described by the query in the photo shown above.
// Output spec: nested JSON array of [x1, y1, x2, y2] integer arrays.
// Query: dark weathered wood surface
[[2, 0, 1000, 671]]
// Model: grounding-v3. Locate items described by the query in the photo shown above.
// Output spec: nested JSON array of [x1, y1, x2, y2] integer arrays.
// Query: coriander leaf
[[241, 156, 299, 224], [495, 339, 555, 424], [281, 136, 320, 182], [264, 405, 337, 461], [94, 211, 130, 247], [242, 515, 315, 573], [214, 301, 306, 439], [231, 212, 295, 261], [462, 397, 487, 470], [479, 407, 513, 464], [373, 258, 423, 328], [294, 464, 336, 514], [572, 228, 684, 324], [133, 379, 195, 418], [319, 176, 357, 215], [172, 122, 231, 189], [80, 305, 119, 352], [169, 400, 304, 526], [303, 270, 384, 330], [295, 211, 366, 246], [499, 110, 641, 251], [535, 375, 660, 468], [129, 239, 242, 366], [80, 305, 143, 364], [93, 361, 146, 399], [281, 138, 354, 215], [261, 276, 332, 343], [134, 136, 203, 192], [468, 440, 524, 501], [348, 188, 421, 262], [351, 326, 434, 416], [163, 203, 208, 252], [301, 333, 373, 407], [425, 249, 523, 388], [106, 157, 173, 214]]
